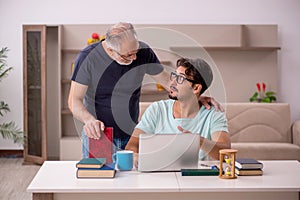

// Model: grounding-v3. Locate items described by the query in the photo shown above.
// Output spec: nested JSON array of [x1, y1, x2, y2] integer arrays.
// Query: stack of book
[[76, 158, 116, 178], [235, 158, 263, 176]]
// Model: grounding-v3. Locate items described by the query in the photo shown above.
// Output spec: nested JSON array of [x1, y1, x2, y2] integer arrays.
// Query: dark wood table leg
[[32, 193, 53, 200]]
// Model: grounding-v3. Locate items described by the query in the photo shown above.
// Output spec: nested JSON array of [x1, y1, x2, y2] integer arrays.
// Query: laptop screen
[[138, 133, 200, 172]]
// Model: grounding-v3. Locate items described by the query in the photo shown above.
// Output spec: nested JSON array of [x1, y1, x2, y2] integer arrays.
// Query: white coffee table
[[27, 160, 300, 200]]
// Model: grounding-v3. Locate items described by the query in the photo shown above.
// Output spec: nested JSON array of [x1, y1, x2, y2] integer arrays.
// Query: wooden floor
[[0, 158, 40, 200]]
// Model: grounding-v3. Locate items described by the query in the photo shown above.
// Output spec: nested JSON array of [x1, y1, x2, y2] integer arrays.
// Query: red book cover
[[89, 127, 113, 163]]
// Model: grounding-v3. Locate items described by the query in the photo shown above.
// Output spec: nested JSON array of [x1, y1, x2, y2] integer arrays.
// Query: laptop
[[138, 133, 200, 172]]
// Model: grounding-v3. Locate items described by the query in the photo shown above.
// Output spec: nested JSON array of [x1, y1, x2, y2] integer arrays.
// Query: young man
[[126, 58, 231, 166], [68, 22, 223, 158]]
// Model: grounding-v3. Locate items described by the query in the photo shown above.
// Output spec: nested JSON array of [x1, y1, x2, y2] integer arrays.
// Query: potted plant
[[249, 82, 276, 103], [0, 47, 24, 145]]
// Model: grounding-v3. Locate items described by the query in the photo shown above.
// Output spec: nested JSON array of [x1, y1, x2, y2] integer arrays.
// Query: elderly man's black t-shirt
[[71, 41, 163, 140]]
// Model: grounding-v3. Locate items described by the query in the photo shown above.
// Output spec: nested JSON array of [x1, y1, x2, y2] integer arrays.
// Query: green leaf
[[0, 67, 13, 82], [0, 47, 9, 62], [262, 97, 271, 103], [265, 91, 276, 96], [270, 96, 277, 102], [0, 101, 10, 116], [0, 47, 13, 82], [252, 92, 258, 98], [249, 92, 259, 102], [0, 121, 24, 145]]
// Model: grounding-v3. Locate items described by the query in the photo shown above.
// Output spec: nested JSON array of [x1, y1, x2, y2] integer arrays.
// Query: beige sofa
[[139, 102, 300, 161]]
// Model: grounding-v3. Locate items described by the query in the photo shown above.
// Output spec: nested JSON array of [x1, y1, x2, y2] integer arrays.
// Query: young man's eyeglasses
[[170, 72, 197, 84]]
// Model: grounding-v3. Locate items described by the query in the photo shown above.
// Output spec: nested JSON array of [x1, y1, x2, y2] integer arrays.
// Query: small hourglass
[[219, 149, 238, 179]]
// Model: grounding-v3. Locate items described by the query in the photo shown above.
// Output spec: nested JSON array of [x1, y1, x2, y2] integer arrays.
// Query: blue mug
[[112, 150, 133, 171]]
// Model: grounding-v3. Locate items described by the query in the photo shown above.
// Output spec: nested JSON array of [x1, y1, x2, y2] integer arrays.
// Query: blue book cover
[[78, 162, 115, 170], [76, 158, 106, 169]]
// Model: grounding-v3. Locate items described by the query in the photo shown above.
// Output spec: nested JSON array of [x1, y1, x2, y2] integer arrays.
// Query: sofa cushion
[[226, 103, 291, 143], [232, 142, 300, 160]]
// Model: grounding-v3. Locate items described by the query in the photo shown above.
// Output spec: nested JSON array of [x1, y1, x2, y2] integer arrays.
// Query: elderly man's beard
[[116, 59, 133, 65]]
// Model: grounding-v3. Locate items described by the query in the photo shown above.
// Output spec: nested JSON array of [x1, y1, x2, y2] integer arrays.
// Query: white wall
[[0, 0, 299, 149]]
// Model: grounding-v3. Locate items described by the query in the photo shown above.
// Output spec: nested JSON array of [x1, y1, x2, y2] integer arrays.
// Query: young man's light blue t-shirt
[[136, 99, 229, 160]]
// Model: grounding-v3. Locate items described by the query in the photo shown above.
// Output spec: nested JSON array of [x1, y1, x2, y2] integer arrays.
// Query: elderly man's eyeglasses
[[170, 72, 196, 84], [112, 49, 139, 60]]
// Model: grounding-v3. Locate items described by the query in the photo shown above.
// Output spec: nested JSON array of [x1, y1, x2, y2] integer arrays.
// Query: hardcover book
[[89, 127, 113, 163], [76, 158, 106, 169], [235, 158, 263, 169], [235, 168, 263, 176], [77, 162, 116, 178]]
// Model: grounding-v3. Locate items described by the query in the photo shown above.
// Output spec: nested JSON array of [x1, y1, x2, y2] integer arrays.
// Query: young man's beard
[[168, 94, 178, 100]]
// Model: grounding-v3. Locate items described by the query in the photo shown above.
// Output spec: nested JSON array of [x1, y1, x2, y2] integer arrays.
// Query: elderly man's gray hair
[[105, 22, 138, 51]]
